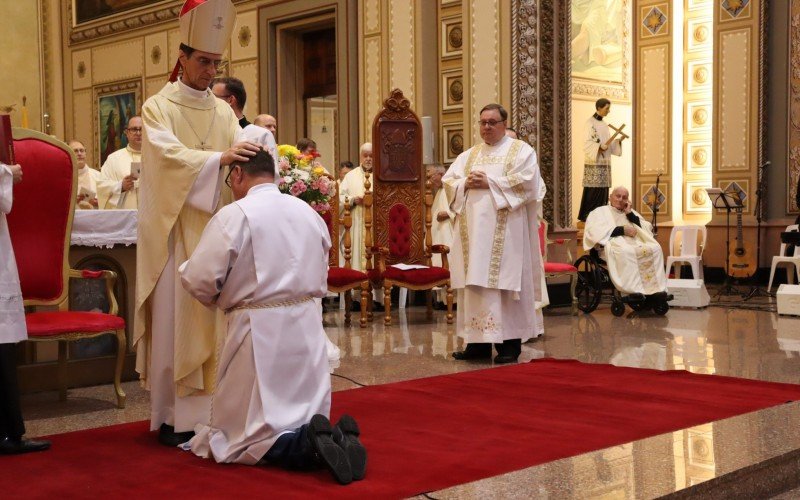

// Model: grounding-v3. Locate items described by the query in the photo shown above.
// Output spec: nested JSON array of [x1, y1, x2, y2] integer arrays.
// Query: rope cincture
[[224, 296, 314, 314]]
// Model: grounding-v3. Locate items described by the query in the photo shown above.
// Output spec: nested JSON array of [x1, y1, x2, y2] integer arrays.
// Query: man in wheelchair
[[583, 186, 672, 314]]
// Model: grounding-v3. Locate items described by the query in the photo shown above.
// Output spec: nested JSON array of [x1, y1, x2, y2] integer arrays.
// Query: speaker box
[[777, 284, 800, 316], [666, 279, 710, 308]]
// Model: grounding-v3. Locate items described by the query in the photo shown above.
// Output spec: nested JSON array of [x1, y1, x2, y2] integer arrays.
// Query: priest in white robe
[[98, 116, 143, 209], [338, 142, 383, 309], [444, 103, 545, 364], [583, 186, 667, 296], [133, 0, 261, 446], [428, 165, 455, 309], [68, 140, 102, 209], [577, 98, 623, 222], [0, 162, 50, 454], [179, 149, 366, 485]]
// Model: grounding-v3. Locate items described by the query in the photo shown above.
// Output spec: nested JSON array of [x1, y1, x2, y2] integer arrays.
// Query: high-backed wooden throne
[[365, 89, 453, 325]]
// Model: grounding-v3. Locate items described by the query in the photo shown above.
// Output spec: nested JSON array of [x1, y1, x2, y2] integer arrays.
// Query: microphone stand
[[744, 161, 771, 300]]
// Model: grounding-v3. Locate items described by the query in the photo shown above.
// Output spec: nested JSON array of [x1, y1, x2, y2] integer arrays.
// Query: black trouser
[[0, 343, 25, 440], [464, 339, 522, 358], [263, 424, 317, 470]]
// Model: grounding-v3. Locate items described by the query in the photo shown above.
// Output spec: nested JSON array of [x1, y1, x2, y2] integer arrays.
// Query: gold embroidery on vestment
[[459, 146, 482, 275], [487, 140, 523, 287]]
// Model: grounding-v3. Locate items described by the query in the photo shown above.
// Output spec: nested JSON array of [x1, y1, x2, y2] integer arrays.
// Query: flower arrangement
[[276, 144, 336, 214]]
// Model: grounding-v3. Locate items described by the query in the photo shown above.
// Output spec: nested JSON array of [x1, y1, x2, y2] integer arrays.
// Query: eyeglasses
[[224, 165, 240, 187], [477, 119, 505, 128], [126, 127, 143, 133]]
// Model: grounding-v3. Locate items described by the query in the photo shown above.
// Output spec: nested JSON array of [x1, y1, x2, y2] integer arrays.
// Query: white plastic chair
[[665, 225, 706, 279], [767, 224, 800, 292]]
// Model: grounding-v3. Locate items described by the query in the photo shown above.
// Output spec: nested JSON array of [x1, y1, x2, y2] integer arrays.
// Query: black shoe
[[0, 436, 51, 455], [158, 423, 195, 447], [493, 354, 519, 364], [308, 414, 352, 485], [333, 415, 367, 481], [452, 343, 492, 360], [372, 301, 385, 312]]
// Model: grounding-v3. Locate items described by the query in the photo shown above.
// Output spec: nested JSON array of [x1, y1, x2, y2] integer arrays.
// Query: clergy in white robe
[[97, 116, 143, 209], [134, 0, 262, 444], [0, 162, 50, 454], [180, 149, 365, 484], [444, 104, 545, 364], [68, 140, 102, 209], [338, 143, 382, 306], [577, 98, 623, 221], [583, 186, 667, 296], [428, 166, 456, 306]]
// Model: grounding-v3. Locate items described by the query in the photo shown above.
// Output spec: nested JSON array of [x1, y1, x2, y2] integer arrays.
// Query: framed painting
[[93, 80, 141, 166], [571, 0, 631, 102], [68, 1, 178, 44], [73, 0, 168, 25]]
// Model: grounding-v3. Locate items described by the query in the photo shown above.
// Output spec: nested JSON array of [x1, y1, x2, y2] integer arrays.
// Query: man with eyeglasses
[[97, 116, 143, 209], [134, 0, 261, 448], [443, 103, 546, 364]]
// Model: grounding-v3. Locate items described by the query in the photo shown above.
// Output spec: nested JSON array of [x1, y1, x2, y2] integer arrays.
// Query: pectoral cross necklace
[[176, 105, 217, 151]]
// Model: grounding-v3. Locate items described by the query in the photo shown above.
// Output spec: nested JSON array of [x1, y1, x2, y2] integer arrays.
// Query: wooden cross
[[604, 124, 630, 148]]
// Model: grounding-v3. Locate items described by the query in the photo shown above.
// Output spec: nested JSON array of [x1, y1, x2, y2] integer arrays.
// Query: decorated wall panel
[[634, 0, 672, 220], [713, 0, 765, 219], [231, 10, 258, 61], [144, 32, 168, 77], [91, 39, 144, 85], [230, 60, 260, 118], [438, 1, 464, 166], [789, 1, 800, 215], [465, 0, 501, 145]]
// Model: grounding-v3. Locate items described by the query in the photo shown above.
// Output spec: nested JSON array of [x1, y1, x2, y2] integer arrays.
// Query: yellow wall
[[0, 1, 44, 131]]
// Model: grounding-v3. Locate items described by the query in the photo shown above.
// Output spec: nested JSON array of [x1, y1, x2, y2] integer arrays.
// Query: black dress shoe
[[158, 423, 195, 447], [493, 354, 519, 364], [0, 436, 51, 455], [452, 343, 492, 360], [308, 414, 352, 485], [333, 415, 367, 481]]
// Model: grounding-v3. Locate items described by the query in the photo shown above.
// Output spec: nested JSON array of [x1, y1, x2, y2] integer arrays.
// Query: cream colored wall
[[1, 1, 44, 130], [570, 99, 634, 222]]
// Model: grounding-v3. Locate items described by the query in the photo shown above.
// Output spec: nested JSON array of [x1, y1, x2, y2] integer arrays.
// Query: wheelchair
[[573, 248, 672, 317]]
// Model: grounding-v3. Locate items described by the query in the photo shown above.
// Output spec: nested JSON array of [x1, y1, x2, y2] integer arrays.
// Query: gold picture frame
[[441, 70, 464, 112], [93, 80, 142, 167], [441, 123, 464, 164], [68, 0, 178, 45]]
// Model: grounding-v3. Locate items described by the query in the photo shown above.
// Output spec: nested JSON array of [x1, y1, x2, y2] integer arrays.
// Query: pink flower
[[279, 158, 290, 172], [290, 180, 307, 196]]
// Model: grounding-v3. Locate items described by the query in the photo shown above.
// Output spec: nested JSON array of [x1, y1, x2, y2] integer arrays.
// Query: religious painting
[[73, 0, 167, 25], [93, 80, 141, 167], [571, 0, 631, 102]]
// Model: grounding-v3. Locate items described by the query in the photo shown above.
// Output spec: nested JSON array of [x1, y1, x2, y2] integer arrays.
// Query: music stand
[[706, 188, 744, 297]]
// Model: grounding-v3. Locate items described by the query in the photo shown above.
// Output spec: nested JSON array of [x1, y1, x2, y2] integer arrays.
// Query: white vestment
[[431, 187, 455, 304], [582, 116, 622, 188], [77, 166, 102, 210], [583, 204, 667, 295], [136, 78, 241, 433], [0, 164, 26, 344], [443, 136, 545, 344], [180, 183, 331, 464], [98, 146, 141, 209], [338, 166, 369, 271]]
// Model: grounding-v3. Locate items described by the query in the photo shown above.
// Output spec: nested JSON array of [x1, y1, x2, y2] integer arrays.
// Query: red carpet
[[5, 359, 800, 499]]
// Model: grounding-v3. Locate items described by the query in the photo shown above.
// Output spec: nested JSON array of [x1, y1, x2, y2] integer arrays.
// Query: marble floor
[[19, 290, 800, 498]]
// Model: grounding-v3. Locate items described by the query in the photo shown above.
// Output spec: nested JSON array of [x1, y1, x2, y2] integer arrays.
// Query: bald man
[[254, 114, 277, 141]]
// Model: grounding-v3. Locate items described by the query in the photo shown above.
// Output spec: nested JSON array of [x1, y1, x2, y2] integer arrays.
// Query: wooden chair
[[324, 177, 369, 327], [538, 219, 578, 315], [364, 89, 453, 325], [8, 129, 126, 408]]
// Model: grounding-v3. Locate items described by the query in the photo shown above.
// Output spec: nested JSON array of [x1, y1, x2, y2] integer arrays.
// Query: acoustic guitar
[[727, 208, 756, 278]]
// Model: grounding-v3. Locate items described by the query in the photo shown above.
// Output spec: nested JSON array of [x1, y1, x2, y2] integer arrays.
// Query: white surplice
[[583, 204, 667, 295], [179, 183, 331, 464], [0, 164, 26, 344], [582, 115, 622, 189], [431, 187, 455, 304], [338, 166, 369, 271], [77, 166, 102, 210], [98, 146, 141, 209], [443, 135, 545, 344]]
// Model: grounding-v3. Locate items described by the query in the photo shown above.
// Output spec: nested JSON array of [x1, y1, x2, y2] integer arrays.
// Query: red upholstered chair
[[538, 219, 578, 315], [365, 89, 453, 325], [7, 129, 127, 408], [325, 178, 369, 327]]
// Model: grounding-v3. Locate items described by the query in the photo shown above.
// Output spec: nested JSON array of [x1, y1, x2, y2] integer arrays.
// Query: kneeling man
[[583, 186, 667, 296], [178, 149, 366, 485]]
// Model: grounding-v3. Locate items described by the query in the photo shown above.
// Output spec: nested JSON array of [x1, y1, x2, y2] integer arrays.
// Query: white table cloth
[[71, 209, 137, 248]]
